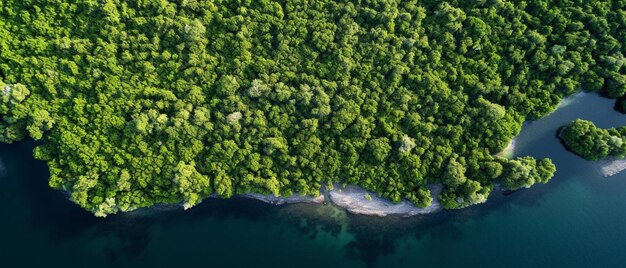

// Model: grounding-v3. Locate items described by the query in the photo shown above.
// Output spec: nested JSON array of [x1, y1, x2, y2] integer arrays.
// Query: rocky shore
[[240, 193, 325, 205], [120, 183, 444, 218]]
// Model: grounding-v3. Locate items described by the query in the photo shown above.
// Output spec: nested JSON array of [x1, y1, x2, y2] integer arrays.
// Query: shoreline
[[495, 138, 517, 159], [204, 184, 444, 217], [122, 184, 445, 218]]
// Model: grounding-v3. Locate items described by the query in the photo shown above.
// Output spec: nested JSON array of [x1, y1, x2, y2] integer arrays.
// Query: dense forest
[[1, 0, 625, 216]]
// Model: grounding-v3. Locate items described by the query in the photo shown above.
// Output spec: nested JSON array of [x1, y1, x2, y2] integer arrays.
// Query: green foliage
[[27, 109, 54, 140], [442, 157, 467, 188], [366, 137, 392, 163], [560, 119, 626, 160], [439, 180, 490, 209], [0, 80, 36, 142], [4, 0, 623, 216], [497, 157, 556, 190], [175, 161, 211, 209]]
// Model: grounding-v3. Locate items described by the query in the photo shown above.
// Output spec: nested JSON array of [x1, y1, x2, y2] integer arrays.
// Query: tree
[[175, 161, 211, 209], [443, 157, 467, 188], [216, 75, 240, 97], [366, 137, 392, 162], [26, 109, 54, 140]]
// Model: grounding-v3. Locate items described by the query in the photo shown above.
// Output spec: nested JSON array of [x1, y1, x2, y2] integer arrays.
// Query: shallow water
[[1, 92, 626, 267]]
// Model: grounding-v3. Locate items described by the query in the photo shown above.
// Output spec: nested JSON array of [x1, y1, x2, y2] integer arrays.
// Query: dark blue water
[[1, 92, 626, 268]]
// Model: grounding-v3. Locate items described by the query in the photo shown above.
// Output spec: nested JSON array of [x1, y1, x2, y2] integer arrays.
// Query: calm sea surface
[[1, 93, 626, 267]]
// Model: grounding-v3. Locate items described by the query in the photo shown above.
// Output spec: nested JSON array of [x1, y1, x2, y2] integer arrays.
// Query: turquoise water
[[2, 93, 626, 267]]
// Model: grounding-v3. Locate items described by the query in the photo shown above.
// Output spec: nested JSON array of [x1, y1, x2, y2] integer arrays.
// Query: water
[[2, 92, 626, 267]]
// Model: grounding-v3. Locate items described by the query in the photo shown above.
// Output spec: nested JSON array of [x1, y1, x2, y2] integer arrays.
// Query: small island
[[1, 1, 625, 217], [560, 119, 626, 177], [560, 119, 626, 160]]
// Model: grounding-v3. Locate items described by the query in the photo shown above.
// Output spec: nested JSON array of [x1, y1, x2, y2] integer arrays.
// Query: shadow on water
[[97, 198, 282, 262], [333, 195, 535, 266], [1, 140, 100, 240]]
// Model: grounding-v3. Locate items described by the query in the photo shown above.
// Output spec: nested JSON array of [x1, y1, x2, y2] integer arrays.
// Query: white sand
[[600, 159, 626, 177], [556, 91, 586, 109], [494, 138, 516, 159], [327, 184, 443, 217]]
